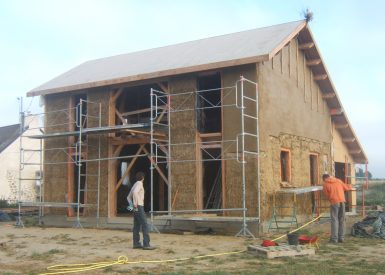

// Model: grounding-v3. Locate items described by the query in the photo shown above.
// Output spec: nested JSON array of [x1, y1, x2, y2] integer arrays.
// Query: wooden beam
[[306, 59, 321, 66], [330, 108, 343, 115], [142, 147, 169, 186], [349, 149, 362, 154], [334, 123, 349, 129], [298, 42, 314, 50], [115, 145, 146, 192], [314, 74, 328, 81], [111, 87, 123, 103], [123, 129, 166, 138], [342, 138, 356, 143], [108, 144, 117, 217], [120, 106, 166, 117], [113, 144, 124, 158], [322, 92, 336, 99], [201, 144, 222, 149], [67, 96, 75, 217], [115, 109, 126, 125], [157, 82, 169, 93], [111, 137, 149, 146]]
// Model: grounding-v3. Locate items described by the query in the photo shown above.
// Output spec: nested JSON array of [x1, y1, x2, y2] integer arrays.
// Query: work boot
[[143, 246, 156, 250]]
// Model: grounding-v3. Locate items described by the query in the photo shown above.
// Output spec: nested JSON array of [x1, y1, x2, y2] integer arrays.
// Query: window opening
[[280, 150, 291, 182], [197, 72, 222, 133]]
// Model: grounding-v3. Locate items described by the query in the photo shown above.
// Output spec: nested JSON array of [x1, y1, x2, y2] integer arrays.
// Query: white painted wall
[[0, 116, 42, 203]]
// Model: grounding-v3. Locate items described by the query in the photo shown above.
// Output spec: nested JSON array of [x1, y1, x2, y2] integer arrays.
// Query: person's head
[[322, 173, 330, 181], [135, 171, 145, 182]]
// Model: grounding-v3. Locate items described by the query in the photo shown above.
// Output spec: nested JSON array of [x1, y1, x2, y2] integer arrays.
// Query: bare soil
[[1, 216, 385, 275]]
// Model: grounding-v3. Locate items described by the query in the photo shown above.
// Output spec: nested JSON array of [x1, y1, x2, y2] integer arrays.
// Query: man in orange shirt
[[322, 173, 353, 243]]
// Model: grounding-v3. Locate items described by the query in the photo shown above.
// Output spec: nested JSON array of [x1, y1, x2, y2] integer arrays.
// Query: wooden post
[[67, 96, 75, 217], [108, 90, 117, 217]]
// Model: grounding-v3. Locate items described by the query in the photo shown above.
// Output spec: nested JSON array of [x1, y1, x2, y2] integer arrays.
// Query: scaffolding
[[16, 99, 103, 228], [15, 76, 261, 237], [149, 76, 260, 237]]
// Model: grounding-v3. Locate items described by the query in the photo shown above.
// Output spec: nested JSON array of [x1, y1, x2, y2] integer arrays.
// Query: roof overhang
[[296, 26, 367, 163]]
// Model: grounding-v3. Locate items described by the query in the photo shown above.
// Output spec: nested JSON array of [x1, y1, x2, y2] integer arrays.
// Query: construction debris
[[351, 211, 385, 239]]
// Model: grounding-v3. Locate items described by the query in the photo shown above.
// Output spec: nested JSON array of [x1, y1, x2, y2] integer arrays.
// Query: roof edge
[[27, 54, 269, 97]]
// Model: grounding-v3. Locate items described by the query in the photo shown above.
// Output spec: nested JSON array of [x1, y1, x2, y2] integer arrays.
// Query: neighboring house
[[0, 118, 41, 203], [26, 20, 367, 230]]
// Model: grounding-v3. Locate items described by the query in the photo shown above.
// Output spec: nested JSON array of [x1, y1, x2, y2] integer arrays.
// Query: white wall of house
[[0, 117, 42, 203]]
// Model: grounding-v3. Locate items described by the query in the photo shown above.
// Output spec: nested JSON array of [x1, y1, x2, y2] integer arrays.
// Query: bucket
[[287, 233, 299, 245]]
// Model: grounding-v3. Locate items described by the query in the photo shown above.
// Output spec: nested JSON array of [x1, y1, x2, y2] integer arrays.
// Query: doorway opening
[[202, 148, 222, 210]]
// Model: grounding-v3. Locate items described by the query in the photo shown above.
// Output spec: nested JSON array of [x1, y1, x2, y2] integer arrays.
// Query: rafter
[[314, 74, 328, 81], [298, 42, 314, 50], [330, 108, 343, 115], [334, 123, 349, 129], [349, 149, 362, 154], [322, 92, 336, 99], [342, 137, 356, 143], [306, 59, 321, 66]]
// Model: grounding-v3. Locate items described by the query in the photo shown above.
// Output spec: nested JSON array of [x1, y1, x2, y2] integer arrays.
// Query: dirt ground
[[1, 216, 385, 275]]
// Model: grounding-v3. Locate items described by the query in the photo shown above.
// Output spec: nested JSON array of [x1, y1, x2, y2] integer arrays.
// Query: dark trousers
[[330, 202, 346, 242], [133, 205, 150, 247]]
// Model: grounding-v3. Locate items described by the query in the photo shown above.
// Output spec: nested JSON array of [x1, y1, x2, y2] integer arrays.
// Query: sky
[[0, 0, 384, 177]]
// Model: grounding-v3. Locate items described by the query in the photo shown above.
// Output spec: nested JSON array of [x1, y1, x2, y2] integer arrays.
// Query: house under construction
[[20, 20, 368, 235]]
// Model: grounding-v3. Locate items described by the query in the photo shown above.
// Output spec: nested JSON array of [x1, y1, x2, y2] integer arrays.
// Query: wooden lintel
[[334, 123, 349, 129], [298, 42, 314, 50], [349, 149, 362, 154], [111, 88, 123, 103], [123, 129, 166, 138], [330, 108, 343, 115], [142, 147, 169, 186], [111, 137, 149, 146], [201, 144, 222, 149], [322, 92, 336, 99], [120, 106, 166, 117], [342, 138, 356, 143], [314, 74, 328, 81], [157, 82, 169, 93], [306, 59, 321, 66], [115, 144, 146, 192], [199, 132, 222, 138]]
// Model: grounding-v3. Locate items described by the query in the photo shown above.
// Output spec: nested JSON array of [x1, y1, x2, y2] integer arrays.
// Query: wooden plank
[[120, 106, 166, 117], [115, 109, 126, 125], [314, 74, 328, 81], [142, 147, 169, 186], [108, 144, 117, 217], [342, 137, 356, 143], [322, 92, 335, 99], [349, 149, 362, 154], [247, 244, 315, 259], [123, 128, 166, 138], [330, 108, 343, 115], [199, 132, 222, 138], [334, 123, 349, 129], [111, 87, 123, 103], [196, 133, 203, 210], [157, 82, 169, 93], [201, 144, 222, 149], [306, 59, 321, 66], [298, 42, 314, 50], [67, 96, 75, 217], [111, 137, 149, 146]]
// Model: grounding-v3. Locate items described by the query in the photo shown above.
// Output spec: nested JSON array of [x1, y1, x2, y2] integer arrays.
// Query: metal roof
[[26, 20, 367, 163], [27, 20, 305, 96]]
